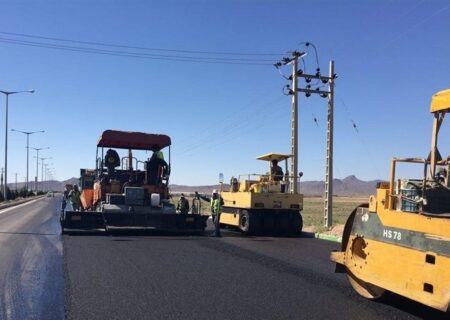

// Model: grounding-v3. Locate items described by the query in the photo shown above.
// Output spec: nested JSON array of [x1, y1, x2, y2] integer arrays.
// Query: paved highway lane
[[0, 196, 64, 320], [64, 224, 447, 320]]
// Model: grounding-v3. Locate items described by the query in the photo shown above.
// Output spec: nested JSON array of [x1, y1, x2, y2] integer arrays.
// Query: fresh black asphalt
[[0, 196, 447, 319], [63, 223, 447, 319]]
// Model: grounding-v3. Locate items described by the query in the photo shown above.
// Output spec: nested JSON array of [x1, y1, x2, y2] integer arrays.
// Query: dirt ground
[[302, 196, 368, 234]]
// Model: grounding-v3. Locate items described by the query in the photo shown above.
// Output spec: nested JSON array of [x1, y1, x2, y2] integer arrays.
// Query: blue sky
[[0, 0, 449, 186]]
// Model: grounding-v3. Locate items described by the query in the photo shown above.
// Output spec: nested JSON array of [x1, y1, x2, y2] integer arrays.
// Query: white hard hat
[[212, 189, 218, 194]]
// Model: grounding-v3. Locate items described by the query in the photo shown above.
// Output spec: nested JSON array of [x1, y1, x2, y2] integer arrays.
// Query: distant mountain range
[[13, 175, 379, 196], [9, 178, 79, 192], [171, 175, 380, 196]]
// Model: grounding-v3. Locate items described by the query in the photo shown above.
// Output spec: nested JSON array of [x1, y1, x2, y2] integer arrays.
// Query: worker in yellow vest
[[199, 190, 223, 237], [210, 190, 222, 237]]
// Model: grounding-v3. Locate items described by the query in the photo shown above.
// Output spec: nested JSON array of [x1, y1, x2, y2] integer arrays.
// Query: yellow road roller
[[331, 89, 450, 312], [220, 153, 303, 235]]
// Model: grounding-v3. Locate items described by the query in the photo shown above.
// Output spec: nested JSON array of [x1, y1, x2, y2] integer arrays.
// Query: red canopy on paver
[[97, 130, 171, 151]]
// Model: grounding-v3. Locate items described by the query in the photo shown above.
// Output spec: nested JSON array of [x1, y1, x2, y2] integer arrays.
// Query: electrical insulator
[[282, 85, 293, 96]]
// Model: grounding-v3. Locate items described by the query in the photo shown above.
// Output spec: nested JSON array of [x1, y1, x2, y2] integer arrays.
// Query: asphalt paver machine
[[61, 130, 208, 233]]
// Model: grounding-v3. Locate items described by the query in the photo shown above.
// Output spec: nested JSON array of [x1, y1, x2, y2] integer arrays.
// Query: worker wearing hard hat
[[68, 184, 81, 211], [146, 150, 169, 185], [176, 194, 190, 214], [210, 190, 222, 237], [199, 190, 223, 237]]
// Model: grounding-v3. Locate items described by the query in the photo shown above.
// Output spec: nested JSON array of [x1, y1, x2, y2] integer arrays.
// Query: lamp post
[[45, 163, 54, 191], [11, 129, 44, 191], [31, 147, 49, 192], [44, 164, 53, 192], [40, 157, 51, 192], [0, 89, 35, 199]]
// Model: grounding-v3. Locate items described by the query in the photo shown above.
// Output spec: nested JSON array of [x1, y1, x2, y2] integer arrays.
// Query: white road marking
[[0, 198, 43, 215]]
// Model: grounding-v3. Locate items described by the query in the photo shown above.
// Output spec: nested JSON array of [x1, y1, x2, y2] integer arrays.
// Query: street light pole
[[31, 147, 49, 193], [0, 89, 35, 199], [40, 157, 51, 192], [13, 172, 18, 191], [11, 129, 44, 191], [44, 164, 49, 192], [46, 168, 54, 191]]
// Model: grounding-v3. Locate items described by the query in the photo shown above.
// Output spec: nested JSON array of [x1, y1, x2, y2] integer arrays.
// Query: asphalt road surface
[[0, 196, 447, 319], [63, 221, 447, 319], [0, 196, 64, 320]]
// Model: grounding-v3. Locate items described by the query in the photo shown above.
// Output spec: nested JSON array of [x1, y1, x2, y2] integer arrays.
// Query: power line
[[176, 96, 285, 157], [339, 99, 381, 177], [175, 90, 277, 147], [18, 35, 272, 62], [178, 102, 278, 155], [0, 31, 312, 68], [0, 37, 272, 65], [0, 30, 282, 56], [373, 2, 450, 55]]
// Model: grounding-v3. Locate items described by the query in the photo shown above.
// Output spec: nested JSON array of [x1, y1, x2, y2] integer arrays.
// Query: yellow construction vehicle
[[220, 153, 303, 235], [331, 89, 450, 312]]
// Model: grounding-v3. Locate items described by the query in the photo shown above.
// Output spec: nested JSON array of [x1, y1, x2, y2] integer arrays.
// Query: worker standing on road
[[68, 184, 81, 211], [199, 190, 223, 237], [210, 190, 222, 237], [176, 194, 190, 214]]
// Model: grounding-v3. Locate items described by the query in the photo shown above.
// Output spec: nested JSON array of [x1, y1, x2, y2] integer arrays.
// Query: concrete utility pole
[[297, 62, 336, 228], [275, 51, 305, 194], [276, 47, 336, 227], [291, 57, 299, 194], [324, 61, 335, 228]]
